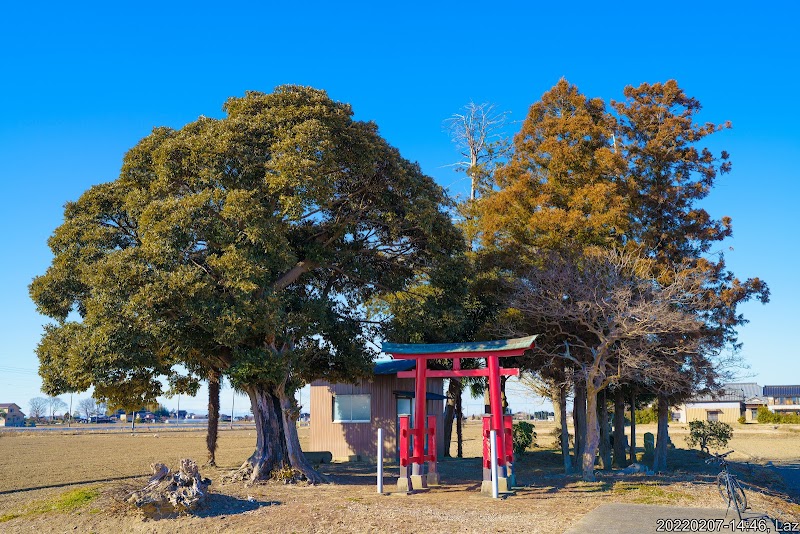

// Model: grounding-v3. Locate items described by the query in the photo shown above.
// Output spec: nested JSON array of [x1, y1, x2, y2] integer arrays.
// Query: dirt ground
[[0, 422, 798, 533]]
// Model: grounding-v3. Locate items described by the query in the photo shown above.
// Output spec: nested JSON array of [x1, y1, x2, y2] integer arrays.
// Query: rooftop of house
[[763, 385, 800, 397], [0, 403, 21, 409], [690, 383, 760, 402]]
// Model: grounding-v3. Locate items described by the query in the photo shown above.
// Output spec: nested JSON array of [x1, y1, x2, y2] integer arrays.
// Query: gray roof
[[373, 359, 416, 375], [691, 383, 761, 403], [764, 385, 800, 397], [382, 335, 538, 356]]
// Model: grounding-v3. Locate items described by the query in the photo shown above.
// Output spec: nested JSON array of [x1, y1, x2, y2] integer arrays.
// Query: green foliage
[[512, 421, 536, 454], [685, 420, 733, 452], [757, 405, 800, 424], [635, 405, 659, 424], [30, 86, 461, 412], [737, 416, 746, 425]]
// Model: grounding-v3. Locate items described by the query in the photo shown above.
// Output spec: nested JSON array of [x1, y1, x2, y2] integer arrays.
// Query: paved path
[[564, 503, 779, 534]]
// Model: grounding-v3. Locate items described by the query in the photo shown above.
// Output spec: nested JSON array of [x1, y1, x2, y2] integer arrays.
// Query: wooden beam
[[397, 368, 519, 379]]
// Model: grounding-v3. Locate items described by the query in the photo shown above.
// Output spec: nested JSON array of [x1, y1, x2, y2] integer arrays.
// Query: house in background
[[681, 383, 764, 424], [0, 403, 26, 427], [310, 360, 447, 462], [763, 385, 800, 415]]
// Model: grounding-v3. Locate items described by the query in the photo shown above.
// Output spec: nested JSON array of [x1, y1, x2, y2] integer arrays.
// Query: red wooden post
[[504, 415, 514, 464], [397, 415, 412, 492], [426, 414, 439, 484], [482, 416, 491, 469], [486, 354, 505, 468], [412, 356, 428, 489]]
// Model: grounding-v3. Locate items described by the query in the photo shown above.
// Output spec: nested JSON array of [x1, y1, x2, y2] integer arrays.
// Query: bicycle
[[705, 449, 747, 520]]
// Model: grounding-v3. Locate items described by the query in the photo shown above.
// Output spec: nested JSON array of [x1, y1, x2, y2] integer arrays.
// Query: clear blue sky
[[1, 1, 798, 416]]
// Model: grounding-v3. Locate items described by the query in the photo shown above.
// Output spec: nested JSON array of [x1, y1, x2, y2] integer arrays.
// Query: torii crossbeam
[[382, 335, 537, 493]]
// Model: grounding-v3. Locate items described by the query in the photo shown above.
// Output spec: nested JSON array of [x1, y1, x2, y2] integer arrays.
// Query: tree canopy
[[30, 85, 462, 481]]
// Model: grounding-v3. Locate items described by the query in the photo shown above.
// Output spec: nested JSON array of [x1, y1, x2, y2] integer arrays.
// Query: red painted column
[[413, 356, 427, 464], [487, 354, 505, 467]]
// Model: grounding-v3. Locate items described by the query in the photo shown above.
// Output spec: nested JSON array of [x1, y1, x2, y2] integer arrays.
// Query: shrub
[[737, 416, 746, 425], [757, 405, 800, 424], [635, 406, 658, 424], [512, 422, 536, 454], [685, 420, 733, 452]]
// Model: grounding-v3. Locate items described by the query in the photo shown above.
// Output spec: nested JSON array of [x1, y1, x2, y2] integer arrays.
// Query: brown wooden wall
[[309, 376, 445, 461]]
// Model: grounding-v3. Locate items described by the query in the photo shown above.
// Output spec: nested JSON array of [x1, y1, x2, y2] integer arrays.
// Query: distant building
[[0, 403, 25, 427], [763, 385, 800, 415], [681, 383, 764, 424]]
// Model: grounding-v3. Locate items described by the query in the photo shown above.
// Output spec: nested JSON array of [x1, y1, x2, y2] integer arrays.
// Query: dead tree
[[444, 102, 510, 200]]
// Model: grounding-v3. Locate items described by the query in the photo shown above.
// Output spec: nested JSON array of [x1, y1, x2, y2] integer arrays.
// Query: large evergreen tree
[[30, 86, 461, 483]]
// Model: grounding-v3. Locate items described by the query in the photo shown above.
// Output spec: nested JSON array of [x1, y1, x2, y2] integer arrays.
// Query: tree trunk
[[558, 383, 572, 474], [653, 394, 670, 472], [455, 382, 464, 458], [598, 389, 611, 470], [206, 368, 221, 466], [573, 380, 587, 466], [582, 384, 600, 481], [442, 379, 460, 457], [500, 375, 509, 414], [629, 389, 637, 465], [276, 387, 329, 484], [241, 386, 288, 482], [612, 387, 628, 468]]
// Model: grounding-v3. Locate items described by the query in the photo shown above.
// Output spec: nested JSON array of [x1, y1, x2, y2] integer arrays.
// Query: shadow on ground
[[192, 493, 281, 518]]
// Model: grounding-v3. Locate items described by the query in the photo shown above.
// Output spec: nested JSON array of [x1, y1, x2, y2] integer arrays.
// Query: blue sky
[[1, 2, 798, 415]]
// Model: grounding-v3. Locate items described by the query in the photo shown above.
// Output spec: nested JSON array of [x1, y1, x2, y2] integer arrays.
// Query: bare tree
[[28, 397, 48, 421], [46, 396, 67, 422], [76, 397, 96, 422], [511, 248, 707, 481], [445, 102, 510, 200]]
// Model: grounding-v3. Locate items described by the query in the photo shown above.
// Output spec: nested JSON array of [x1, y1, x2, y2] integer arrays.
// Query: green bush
[[756, 405, 800, 424], [635, 406, 658, 424], [685, 420, 733, 452], [512, 421, 536, 454], [737, 416, 746, 425], [551, 426, 574, 448]]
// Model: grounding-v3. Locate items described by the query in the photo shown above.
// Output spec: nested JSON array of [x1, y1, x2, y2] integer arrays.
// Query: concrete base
[[480, 477, 510, 495], [426, 472, 440, 485], [410, 474, 428, 489], [397, 478, 412, 493]]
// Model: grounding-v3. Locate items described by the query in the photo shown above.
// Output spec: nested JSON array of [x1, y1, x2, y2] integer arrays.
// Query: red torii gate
[[381, 335, 537, 494]]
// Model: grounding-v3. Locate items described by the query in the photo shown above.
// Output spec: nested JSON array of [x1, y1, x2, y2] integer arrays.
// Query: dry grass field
[[0, 422, 798, 533]]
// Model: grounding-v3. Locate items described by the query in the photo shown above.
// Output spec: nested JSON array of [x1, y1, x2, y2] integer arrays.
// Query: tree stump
[[128, 459, 210, 518]]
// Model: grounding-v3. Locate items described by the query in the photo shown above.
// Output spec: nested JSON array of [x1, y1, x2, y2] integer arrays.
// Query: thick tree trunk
[[206, 368, 221, 466], [276, 388, 329, 484], [653, 394, 670, 472], [442, 379, 460, 457], [558, 383, 572, 474], [629, 389, 637, 465], [598, 389, 612, 470], [612, 387, 628, 468], [500, 376, 509, 414], [573, 380, 587, 466], [455, 382, 464, 458], [582, 385, 600, 481], [241, 386, 288, 482]]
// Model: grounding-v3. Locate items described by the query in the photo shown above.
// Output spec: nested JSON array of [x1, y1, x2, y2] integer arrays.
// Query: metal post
[[490, 429, 499, 498], [377, 428, 384, 494], [230, 390, 235, 430]]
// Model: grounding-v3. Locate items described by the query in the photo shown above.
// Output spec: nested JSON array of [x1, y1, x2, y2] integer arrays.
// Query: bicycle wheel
[[716, 472, 731, 505], [729, 477, 747, 514]]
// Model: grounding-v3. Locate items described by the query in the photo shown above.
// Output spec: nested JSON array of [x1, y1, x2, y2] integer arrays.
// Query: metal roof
[[763, 385, 800, 397], [382, 335, 538, 356], [723, 383, 763, 399], [373, 360, 416, 375]]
